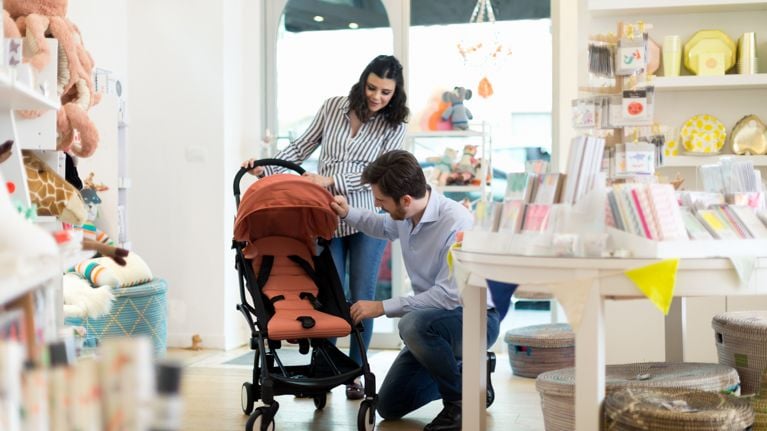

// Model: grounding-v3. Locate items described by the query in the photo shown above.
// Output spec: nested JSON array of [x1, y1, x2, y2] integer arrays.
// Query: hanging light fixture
[[456, 0, 512, 98]]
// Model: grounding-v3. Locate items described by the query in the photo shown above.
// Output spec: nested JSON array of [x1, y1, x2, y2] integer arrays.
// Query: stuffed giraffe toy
[[22, 150, 87, 225]]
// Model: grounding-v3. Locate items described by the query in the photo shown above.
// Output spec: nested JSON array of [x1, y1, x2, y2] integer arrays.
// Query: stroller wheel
[[487, 385, 495, 408], [241, 382, 255, 415], [357, 399, 376, 431], [245, 406, 276, 431], [313, 393, 327, 410]]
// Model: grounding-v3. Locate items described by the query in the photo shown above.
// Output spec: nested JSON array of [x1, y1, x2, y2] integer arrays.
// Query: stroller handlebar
[[234, 158, 306, 200]]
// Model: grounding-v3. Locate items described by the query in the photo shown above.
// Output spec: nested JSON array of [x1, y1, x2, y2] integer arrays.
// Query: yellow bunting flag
[[624, 258, 679, 315], [447, 242, 461, 275]]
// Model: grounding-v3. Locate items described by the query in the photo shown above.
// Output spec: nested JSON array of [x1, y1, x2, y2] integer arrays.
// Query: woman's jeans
[[329, 232, 387, 366], [377, 307, 501, 420]]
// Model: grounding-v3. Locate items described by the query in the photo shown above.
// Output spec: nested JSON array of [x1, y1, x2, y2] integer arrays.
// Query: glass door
[[266, 0, 404, 349]]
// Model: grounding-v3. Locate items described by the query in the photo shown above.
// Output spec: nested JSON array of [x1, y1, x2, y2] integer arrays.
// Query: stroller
[[233, 159, 377, 431]]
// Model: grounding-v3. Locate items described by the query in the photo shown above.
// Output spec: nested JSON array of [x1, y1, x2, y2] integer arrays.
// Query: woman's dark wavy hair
[[348, 55, 409, 127]]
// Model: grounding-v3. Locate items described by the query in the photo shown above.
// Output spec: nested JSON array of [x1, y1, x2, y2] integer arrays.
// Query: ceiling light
[[313, 15, 324, 22], [348, 22, 359, 29]]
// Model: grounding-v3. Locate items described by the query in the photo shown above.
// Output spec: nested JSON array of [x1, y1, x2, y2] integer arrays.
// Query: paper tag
[[622, 90, 648, 121], [618, 46, 646, 72]]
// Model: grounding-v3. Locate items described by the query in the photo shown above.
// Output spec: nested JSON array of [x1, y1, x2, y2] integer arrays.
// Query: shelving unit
[[654, 74, 767, 91], [588, 0, 767, 15], [661, 154, 767, 167], [404, 122, 492, 202], [579, 0, 767, 366]]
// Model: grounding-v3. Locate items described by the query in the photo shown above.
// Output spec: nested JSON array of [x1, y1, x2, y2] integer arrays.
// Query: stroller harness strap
[[249, 236, 351, 340]]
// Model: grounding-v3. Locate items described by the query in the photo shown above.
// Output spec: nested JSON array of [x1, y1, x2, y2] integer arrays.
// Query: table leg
[[665, 297, 686, 362], [575, 279, 604, 431], [461, 282, 487, 430]]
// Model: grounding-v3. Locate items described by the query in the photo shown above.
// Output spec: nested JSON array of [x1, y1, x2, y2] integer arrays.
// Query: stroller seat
[[248, 236, 351, 340]]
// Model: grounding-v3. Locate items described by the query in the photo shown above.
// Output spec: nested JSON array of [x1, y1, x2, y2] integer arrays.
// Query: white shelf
[[660, 154, 767, 167], [0, 263, 58, 304], [588, 0, 767, 15], [437, 185, 484, 193], [0, 70, 59, 111], [654, 74, 767, 91], [407, 129, 484, 138]]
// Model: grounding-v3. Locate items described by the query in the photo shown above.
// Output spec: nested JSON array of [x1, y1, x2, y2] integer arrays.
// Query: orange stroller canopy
[[233, 174, 338, 245]]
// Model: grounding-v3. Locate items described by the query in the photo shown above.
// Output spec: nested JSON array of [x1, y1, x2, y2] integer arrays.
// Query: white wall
[[121, 0, 260, 350]]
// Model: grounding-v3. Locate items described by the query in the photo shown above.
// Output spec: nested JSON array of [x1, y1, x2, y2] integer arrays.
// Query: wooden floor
[[169, 347, 545, 430]]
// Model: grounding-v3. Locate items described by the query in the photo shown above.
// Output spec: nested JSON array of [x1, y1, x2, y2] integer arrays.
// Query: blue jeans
[[329, 232, 387, 366], [377, 307, 501, 420]]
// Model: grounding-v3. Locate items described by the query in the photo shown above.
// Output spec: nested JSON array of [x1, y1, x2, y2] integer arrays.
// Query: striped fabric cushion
[[72, 252, 153, 288]]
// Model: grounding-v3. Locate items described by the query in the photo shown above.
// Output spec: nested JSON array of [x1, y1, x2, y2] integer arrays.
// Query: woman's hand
[[303, 172, 334, 188], [241, 159, 264, 177]]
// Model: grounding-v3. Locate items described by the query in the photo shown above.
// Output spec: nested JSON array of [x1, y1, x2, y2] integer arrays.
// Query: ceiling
[[283, 0, 550, 33]]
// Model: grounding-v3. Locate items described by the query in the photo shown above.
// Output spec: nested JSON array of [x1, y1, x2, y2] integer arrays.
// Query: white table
[[454, 250, 767, 431]]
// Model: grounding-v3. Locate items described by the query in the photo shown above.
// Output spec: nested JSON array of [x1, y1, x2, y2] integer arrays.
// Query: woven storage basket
[[514, 289, 555, 300], [65, 278, 168, 355], [604, 387, 754, 431], [712, 311, 767, 395], [505, 323, 574, 378], [752, 368, 767, 430], [535, 362, 740, 431]]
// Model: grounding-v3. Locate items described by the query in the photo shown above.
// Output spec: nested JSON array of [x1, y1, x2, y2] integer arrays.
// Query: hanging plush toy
[[6, 0, 100, 157]]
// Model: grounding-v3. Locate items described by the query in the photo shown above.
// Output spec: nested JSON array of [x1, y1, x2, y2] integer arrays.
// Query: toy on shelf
[[426, 148, 458, 186], [6, 0, 101, 157], [447, 145, 480, 186], [23, 150, 87, 225], [442, 86, 474, 130]]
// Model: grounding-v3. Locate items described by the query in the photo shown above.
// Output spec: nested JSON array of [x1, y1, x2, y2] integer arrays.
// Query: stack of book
[[608, 184, 767, 241], [481, 172, 566, 233]]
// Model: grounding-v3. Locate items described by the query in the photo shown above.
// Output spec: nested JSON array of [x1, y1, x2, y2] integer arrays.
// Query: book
[[646, 184, 688, 241], [679, 208, 713, 240], [499, 200, 526, 233], [728, 205, 767, 239], [533, 173, 564, 204], [695, 209, 740, 240], [522, 204, 551, 232], [505, 173, 535, 202]]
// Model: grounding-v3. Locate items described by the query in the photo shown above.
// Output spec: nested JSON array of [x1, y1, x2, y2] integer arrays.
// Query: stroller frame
[[233, 159, 377, 431]]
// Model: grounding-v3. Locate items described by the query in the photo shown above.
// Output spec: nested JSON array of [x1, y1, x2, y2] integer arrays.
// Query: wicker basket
[[604, 387, 754, 430], [712, 311, 767, 395], [752, 368, 767, 431], [505, 323, 574, 378], [65, 278, 168, 355], [514, 289, 555, 300], [535, 362, 740, 431]]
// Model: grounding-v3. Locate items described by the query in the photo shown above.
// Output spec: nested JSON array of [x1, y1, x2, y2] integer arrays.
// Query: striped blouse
[[265, 96, 407, 238]]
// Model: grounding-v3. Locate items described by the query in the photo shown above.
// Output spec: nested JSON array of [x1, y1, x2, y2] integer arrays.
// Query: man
[[330, 150, 500, 431]]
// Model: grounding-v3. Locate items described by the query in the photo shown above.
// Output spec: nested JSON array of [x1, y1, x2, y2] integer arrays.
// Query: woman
[[243, 54, 409, 400]]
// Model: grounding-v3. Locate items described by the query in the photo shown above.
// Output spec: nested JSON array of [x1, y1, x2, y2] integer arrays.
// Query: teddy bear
[[442, 86, 474, 130], [6, 0, 100, 157]]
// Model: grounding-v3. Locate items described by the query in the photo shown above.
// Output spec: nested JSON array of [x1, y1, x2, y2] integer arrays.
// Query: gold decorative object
[[680, 114, 726, 154], [683, 30, 736, 75], [730, 114, 767, 155]]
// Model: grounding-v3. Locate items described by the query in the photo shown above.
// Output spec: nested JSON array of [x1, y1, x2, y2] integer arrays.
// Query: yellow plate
[[683, 30, 736, 74], [680, 114, 726, 153]]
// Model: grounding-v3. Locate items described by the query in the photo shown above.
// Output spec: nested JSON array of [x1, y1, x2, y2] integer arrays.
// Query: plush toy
[[426, 148, 457, 186], [23, 150, 87, 224], [442, 86, 474, 130], [62, 273, 113, 319], [6, 0, 100, 157], [446, 145, 479, 186], [3, 10, 21, 37], [73, 173, 129, 265]]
